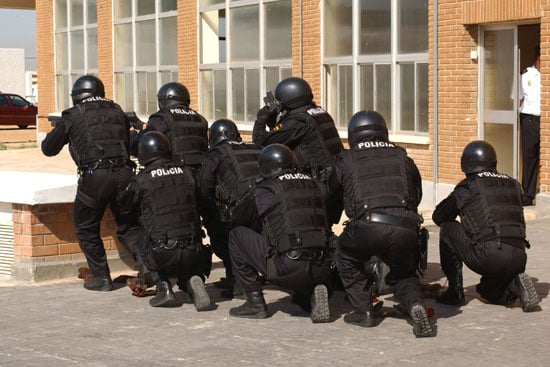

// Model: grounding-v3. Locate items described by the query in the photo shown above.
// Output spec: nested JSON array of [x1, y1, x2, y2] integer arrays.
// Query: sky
[[0, 9, 36, 70]]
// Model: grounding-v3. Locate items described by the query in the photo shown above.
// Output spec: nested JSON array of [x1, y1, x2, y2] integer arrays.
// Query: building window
[[323, 0, 428, 135], [199, 0, 292, 123], [54, 0, 98, 111], [113, 0, 177, 117]]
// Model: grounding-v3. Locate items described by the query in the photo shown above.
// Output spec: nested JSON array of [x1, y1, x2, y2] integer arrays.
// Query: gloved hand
[[256, 105, 279, 127]]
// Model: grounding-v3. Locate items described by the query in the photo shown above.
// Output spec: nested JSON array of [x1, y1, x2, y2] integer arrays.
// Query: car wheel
[[17, 124, 29, 129]]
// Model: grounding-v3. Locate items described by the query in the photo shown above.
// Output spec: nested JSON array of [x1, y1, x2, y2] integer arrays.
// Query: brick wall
[[97, 0, 114, 98], [179, 0, 199, 111], [540, 2, 550, 193], [35, 0, 54, 135]]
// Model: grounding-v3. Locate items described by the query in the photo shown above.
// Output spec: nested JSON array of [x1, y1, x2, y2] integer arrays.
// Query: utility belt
[[78, 158, 131, 175], [363, 211, 421, 232], [475, 225, 529, 250], [285, 248, 327, 262], [151, 237, 200, 252]]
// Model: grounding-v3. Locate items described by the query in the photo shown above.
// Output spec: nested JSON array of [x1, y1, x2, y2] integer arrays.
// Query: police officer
[[118, 132, 213, 310], [141, 82, 208, 174], [228, 144, 340, 323], [433, 140, 540, 312], [252, 77, 343, 185], [41, 75, 143, 292], [329, 111, 436, 337], [197, 119, 262, 297]]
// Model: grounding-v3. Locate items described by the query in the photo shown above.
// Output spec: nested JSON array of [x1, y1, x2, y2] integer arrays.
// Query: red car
[[0, 93, 37, 129]]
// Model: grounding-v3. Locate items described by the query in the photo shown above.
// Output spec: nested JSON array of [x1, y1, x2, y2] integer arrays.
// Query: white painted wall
[[0, 48, 26, 96]]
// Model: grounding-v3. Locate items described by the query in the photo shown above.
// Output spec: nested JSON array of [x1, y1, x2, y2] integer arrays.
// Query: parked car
[[0, 92, 37, 129]]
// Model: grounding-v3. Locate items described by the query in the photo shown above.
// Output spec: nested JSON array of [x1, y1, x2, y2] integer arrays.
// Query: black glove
[[256, 105, 278, 128]]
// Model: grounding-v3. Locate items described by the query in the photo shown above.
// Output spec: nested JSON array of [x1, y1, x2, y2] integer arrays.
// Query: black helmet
[[259, 144, 297, 178], [138, 131, 171, 166], [274, 77, 313, 109], [71, 75, 105, 105], [157, 82, 190, 109], [347, 110, 389, 146], [461, 140, 497, 175], [209, 119, 242, 147]]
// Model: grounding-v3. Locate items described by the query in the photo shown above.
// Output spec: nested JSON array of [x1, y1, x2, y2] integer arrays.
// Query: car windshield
[[11, 95, 30, 107]]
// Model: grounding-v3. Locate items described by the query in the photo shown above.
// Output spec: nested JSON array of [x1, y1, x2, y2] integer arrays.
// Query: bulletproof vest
[[213, 141, 262, 207], [154, 106, 208, 166], [258, 172, 329, 254], [291, 106, 343, 172], [459, 171, 526, 243], [136, 161, 201, 244], [343, 141, 417, 219], [66, 97, 129, 166]]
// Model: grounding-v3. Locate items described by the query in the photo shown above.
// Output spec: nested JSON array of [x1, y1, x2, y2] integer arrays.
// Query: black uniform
[[253, 104, 343, 182], [41, 96, 143, 280], [329, 140, 425, 312], [197, 140, 262, 280], [118, 157, 211, 284], [229, 171, 340, 294], [432, 170, 529, 304]]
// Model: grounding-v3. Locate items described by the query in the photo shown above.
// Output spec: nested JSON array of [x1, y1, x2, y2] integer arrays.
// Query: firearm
[[418, 227, 429, 276], [262, 91, 282, 129], [125, 111, 144, 131]]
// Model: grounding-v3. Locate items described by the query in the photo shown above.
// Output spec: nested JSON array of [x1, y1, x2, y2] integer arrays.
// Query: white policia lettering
[[357, 141, 395, 149], [151, 166, 185, 178], [82, 96, 106, 103], [477, 171, 509, 179], [278, 172, 312, 180], [307, 107, 326, 116], [170, 108, 197, 115]]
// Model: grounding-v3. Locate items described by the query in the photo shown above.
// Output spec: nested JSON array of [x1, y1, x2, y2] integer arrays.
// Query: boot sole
[[188, 276, 212, 312], [149, 294, 176, 307], [410, 304, 436, 338], [310, 284, 330, 323], [229, 309, 269, 319], [516, 273, 540, 312]]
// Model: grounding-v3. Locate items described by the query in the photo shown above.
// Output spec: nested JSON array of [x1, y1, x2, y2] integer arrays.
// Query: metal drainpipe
[[432, 0, 439, 207], [299, 0, 303, 77]]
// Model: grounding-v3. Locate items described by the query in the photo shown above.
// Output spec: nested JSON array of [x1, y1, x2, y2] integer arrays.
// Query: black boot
[[436, 284, 464, 306], [84, 276, 113, 292], [409, 303, 437, 338], [437, 241, 464, 306], [187, 275, 213, 311], [229, 290, 269, 319], [149, 281, 176, 307], [507, 273, 540, 312], [343, 305, 375, 327], [310, 284, 330, 323]]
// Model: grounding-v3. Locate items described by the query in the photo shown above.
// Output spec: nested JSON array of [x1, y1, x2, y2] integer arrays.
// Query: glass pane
[[485, 122, 513, 176], [398, 0, 428, 53], [232, 69, 245, 121], [135, 71, 157, 116], [137, 20, 156, 66], [246, 69, 260, 122], [160, 0, 177, 12], [200, 0, 225, 6], [360, 64, 374, 110], [214, 70, 227, 120], [265, 67, 280, 93], [87, 28, 98, 69], [230, 6, 259, 61], [87, 0, 97, 24], [160, 17, 177, 65], [201, 10, 226, 64], [55, 0, 68, 28], [56, 33, 68, 70], [55, 74, 66, 110], [324, 0, 352, 57], [115, 72, 134, 111], [115, 23, 133, 67], [338, 65, 353, 128], [360, 0, 390, 55], [114, 0, 132, 19], [137, 0, 155, 16], [416, 63, 428, 132], [375, 64, 391, 127], [265, 1, 291, 59], [71, 0, 84, 27], [201, 70, 214, 121], [399, 63, 414, 131], [281, 68, 292, 80], [325, 65, 339, 127], [483, 30, 515, 111], [71, 30, 85, 69]]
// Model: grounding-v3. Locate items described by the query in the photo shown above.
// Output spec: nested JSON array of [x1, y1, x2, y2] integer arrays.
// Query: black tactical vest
[[258, 172, 329, 254], [153, 106, 208, 166], [213, 141, 262, 207], [458, 171, 526, 243], [136, 161, 201, 244], [66, 97, 129, 166], [343, 141, 417, 219], [290, 106, 343, 172]]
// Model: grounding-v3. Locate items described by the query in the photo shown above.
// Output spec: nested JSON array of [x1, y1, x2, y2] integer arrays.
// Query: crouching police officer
[[197, 119, 262, 297], [433, 140, 540, 312], [41, 75, 143, 292], [329, 111, 436, 338], [228, 144, 339, 323], [118, 132, 213, 311]]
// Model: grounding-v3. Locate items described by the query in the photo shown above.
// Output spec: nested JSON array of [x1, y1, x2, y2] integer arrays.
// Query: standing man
[[118, 132, 213, 310], [228, 144, 340, 323], [519, 46, 541, 206], [41, 75, 143, 291], [197, 119, 262, 298], [329, 111, 435, 338], [433, 140, 540, 312]]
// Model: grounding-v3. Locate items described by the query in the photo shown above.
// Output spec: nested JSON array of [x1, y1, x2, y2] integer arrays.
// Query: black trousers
[[207, 223, 233, 278], [228, 226, 331, 293], [74, 166, 143, 278], [439, 221, 527, 303], [335, 219, 423, 312], [520, 113, 540, 201]]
